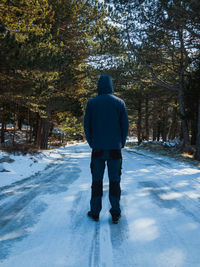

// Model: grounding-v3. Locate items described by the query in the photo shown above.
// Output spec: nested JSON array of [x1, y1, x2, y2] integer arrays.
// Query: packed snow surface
[[1, 143, 200, 267]]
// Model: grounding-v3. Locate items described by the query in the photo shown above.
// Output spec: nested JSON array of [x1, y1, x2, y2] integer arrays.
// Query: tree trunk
[[191, 117, 197, 145], [49, 123, 54, 137], [26, 109, 30, 142], [26, 127, 29, 143], [195, 95, 200, 160], [33, 115, 38, 144], [178, 88, 190, 152], [35, 115, 42, 148], [161, 123, 167, 142], [157, 122, 161, 141], [60, 132, 64, 146], [29, 126, 33, 143], [1, 121, 5, 144], [12, 123, 16, 145], [169, 101, 178, 140], [12, 115, 17, 146], [191, 99, 198, 145], [40, 106, 51, 149], [145, 97, 149, 140], [153, 127, 157, 141], [161, 106, 168, 142], [137, 99, 142, 144], [18, 118, 22, 130], [153, 100, 157, 141]]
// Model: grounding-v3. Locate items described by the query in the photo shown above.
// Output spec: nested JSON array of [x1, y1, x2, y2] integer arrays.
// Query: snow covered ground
[[0, 149, 65, 187], [1, 143, 200, 267]]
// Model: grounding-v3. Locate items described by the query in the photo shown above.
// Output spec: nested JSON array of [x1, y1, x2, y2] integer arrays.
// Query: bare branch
[[126, 31, 179, 92]]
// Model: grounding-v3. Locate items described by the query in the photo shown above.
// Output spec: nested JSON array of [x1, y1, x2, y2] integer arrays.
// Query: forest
[[0, 0, 200, 159]]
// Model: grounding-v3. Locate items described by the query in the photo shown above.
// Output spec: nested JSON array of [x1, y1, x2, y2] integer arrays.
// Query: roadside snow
[[0, 149, 64, 188]]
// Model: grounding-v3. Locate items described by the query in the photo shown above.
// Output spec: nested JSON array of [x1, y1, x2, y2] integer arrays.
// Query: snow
[[126, 136, 138, 143], [1, 143, 200, 266], [0, 149, 65, 188]]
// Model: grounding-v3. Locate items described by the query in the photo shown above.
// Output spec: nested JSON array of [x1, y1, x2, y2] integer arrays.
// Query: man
[[84, 74, 129, 224]]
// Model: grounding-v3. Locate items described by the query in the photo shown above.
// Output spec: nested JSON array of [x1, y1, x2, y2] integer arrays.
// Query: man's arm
[[120, 101, 129, 148], [84, 101, 92, 147]]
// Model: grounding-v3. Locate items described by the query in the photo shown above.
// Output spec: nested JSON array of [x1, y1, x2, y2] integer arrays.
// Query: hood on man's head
[[97, 74, 114, 95]]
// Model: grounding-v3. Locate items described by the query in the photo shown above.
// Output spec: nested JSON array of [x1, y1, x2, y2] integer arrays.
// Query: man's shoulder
[[110, 94, 126, 107], [88, 94, 125, 105], [87, 96, 98, 105], [112, 94, 124, 102]]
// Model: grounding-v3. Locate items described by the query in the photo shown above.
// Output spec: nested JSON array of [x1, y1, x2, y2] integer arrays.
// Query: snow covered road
[[1, 143, 200, 267]]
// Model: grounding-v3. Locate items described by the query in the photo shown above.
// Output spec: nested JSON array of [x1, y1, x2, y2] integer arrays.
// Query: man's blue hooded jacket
[[84, 75, 129, 150]]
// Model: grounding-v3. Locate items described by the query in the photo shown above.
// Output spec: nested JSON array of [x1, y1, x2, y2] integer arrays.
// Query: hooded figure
[[84, 74, 129, 223], [84, 74, 129, 150]]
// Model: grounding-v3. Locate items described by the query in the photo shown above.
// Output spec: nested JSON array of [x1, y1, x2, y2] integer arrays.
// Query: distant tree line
[[0, 0, 106, 149], [1, 0, 200, 161], [103, 0, 200, 159]]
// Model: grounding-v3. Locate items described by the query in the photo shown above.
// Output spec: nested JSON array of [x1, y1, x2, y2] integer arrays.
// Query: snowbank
[[0, 149, 63, 188]]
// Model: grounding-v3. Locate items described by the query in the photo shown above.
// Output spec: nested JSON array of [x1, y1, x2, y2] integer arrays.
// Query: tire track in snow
[[67, 183, 115, 267], [124, 149, 200, 223], [0, 155, 81, 261], [122, 148, 200, 266], [88, 223, 100, 267], [67, 186, 102, 267], [139, 180, 200, 224]]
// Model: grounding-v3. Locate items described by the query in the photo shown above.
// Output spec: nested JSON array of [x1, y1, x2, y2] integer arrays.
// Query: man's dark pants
[[90, 149, 122, 217]]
